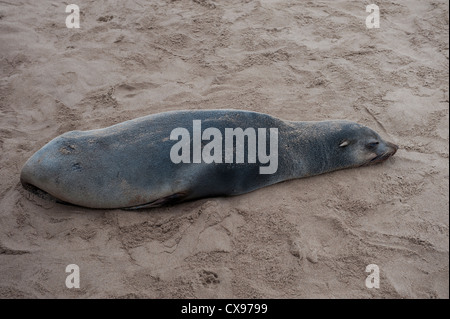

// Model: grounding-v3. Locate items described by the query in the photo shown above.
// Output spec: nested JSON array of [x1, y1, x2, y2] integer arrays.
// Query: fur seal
[[20, 109, 398, 209]]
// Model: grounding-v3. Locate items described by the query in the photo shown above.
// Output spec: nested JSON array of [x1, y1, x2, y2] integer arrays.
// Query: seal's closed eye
[[366, 141, 379, 150]]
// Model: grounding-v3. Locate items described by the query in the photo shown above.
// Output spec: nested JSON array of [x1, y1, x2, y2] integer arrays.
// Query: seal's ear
[[339, 140, 350, 147]]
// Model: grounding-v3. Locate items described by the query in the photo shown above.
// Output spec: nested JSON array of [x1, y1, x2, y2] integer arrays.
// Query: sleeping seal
[[20, 109, 398, 209]]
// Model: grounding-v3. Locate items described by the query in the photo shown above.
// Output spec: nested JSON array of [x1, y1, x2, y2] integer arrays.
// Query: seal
[[20, 109, 398, 209]]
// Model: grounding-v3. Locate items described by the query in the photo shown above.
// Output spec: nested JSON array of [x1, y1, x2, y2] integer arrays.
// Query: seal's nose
[[20, 143, 61, 194], [386, 142, 399, 156], [20, 151, 49, 191]]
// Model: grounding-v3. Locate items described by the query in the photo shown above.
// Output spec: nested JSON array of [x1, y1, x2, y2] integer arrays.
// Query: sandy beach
[[0, 0, 448, 298]]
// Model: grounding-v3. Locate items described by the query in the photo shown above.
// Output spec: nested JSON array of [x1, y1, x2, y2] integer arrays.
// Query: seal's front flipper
[[122, 192, 188, 210]]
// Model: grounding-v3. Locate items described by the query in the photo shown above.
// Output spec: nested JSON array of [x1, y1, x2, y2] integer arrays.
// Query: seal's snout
[[20, 143, 62, 198], [20, 153, 48, 192], [387, 142, 399, 155], [368, 140, 398, 165], [384, 141, 399, 158], [21, 152, 69, 203]]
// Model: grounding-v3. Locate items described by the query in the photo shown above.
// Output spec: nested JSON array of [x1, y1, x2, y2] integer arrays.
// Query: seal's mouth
[[21, 180, 72, 206], [367, 142, 399, 165]]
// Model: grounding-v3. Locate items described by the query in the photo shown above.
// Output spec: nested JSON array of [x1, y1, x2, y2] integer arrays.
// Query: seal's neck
[[283, 121, 340, 179]]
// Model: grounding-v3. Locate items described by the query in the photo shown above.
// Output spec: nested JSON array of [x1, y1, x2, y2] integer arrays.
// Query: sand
[[0, 0, 448, 298]]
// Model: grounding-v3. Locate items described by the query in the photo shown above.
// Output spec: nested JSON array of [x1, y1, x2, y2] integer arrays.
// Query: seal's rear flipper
[[122, 192, 188, 210]]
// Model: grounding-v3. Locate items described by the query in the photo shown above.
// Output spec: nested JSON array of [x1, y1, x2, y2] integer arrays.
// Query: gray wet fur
[[20, 109, 398, 209]]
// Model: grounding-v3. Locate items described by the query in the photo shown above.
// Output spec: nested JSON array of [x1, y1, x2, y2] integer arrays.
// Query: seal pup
[[20, 109, 398, 209]]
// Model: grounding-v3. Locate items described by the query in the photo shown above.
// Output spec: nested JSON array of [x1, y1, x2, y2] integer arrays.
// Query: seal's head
[[324, 121, 398, 171]]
